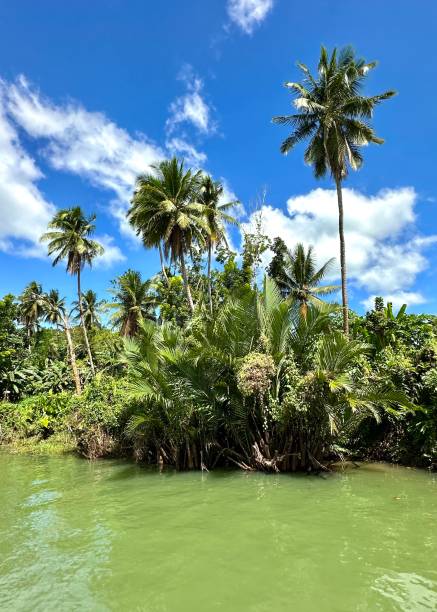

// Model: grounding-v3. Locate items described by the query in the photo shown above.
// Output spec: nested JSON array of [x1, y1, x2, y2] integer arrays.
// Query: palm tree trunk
[[207, 240, 213, 316], [77, 270, 96, 374], [63, 316, 81, 395], [158, 241, 169, 285], [180, 246, 195, 314], [123, 312, 135, 338], [335, 177, 349, 335]]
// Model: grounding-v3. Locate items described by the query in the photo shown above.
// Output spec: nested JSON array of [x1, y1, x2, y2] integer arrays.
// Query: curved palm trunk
[[77, 270, 95, 375], [207, 240, 213, 316], [335, 177, 349, 335], [179, 246, 195, 315], [158, 241, 169, 285], [63, 316, 81, 395]]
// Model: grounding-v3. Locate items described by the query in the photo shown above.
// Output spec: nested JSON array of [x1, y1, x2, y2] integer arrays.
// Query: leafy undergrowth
[[3, 432, 76, 456]]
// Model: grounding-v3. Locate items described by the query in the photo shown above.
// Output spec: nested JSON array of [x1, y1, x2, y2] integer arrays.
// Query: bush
[[0, 375, 139, 459], [237, 352, 275, 397], [67, 374, 136, 458], [0, 392, 72, 442]]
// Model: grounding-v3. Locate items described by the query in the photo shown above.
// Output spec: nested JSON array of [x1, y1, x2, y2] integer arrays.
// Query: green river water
[[0, 453, 436, 611]]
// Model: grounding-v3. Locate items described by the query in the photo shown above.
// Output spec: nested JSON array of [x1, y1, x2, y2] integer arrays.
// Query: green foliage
[[241, 212, 270, 286], [129, 157, 208, 262], [107, 269, 156, 336], [354, 297, 437, 355], [67, 375, 135, 458], [30, 328, 67, 367], [90, 328, 124, 373], [69, 376, 126, 427], [272, 45, 395, 178], [266, 237, 288, 292], [40, 206, 104, 273], [0, 374, 135, 458], [273, 47, 396, 334], [1, 146, 436, 471], [154, 274, 190, 325], [237, 352, 275, 397], [72, 289, 104, 329], [0, 295, 26, 399], [422, 368, 437, 396], [199, 176, 239, 247], [278, 243, 339, 314], [0, 392, 72, 441], [17, 282, 46, 341], [128, 157, 211, 314], [0, 271, 434, 470], [213, 248, 250, 302], [120, 281, 413, 472]]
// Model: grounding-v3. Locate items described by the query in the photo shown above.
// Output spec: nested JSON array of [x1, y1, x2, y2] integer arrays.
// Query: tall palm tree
[[278, 243, 339, 318], [107, 269, 156, 337], [72, 289, 103, 330], [273, 46, 395, 334], [18, 281, 46, 343], [199, 175, 239, 315], [130, 173, 170, 285], [128, 157, 209, 314], [43, 289, 81, 394], [40, 207, 104, 374]]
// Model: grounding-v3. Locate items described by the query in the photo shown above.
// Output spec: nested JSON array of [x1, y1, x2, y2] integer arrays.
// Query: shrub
[[0, 392, 72, 441], [67, 374, 136, 458], [237, 352, 275, 398]]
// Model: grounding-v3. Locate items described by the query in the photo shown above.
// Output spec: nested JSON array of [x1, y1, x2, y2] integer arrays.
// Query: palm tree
[[273, 46, 395, 334], [199, 175, 239, 315], [107, 269, 156, 337], [72, 289, 103, 330], [130, 172, 170, 284], [43, 289, 81, 394], [128, 157, 209, 314], [18, 281, 46, 343], [279, 243, 339, 318], [40, 207, 104, 375]]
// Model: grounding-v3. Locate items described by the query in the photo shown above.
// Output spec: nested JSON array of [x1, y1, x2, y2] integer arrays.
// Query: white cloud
[[5, 75, 164, 240], [0, 84, 56, 257], [361, 292, 427, 312], [357, 239, 437, 294], [241, 187, 437, 306], [227, 0, 274, 34], [165, 137, 207, 166], [94, 235, 126, 268], [166, 66, 216, 136], [0, 75, 237, 267], [0, 77, 128, 264]]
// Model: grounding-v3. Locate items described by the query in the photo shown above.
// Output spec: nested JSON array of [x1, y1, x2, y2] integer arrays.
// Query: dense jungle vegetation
[[1, 47, 436, 471]]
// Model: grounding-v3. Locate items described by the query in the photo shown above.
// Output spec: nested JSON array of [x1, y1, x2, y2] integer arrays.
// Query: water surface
[[1, 453, 436, 611]]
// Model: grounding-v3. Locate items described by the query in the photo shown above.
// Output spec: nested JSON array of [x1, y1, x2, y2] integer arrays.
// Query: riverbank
[[1, 378, 435, 471], [2, 435, 435, 474], [1, 433, 76, 456]]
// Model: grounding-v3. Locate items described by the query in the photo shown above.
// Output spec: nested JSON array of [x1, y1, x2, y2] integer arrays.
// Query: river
[[0, 453, 436, 611]]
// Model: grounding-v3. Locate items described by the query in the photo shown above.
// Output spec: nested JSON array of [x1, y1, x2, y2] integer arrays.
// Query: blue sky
[[1, 0, 437, 313]]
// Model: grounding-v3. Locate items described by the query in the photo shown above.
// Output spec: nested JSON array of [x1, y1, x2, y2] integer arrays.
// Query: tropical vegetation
[[1, 47, 436, 472], [273, 45, 396, 334]]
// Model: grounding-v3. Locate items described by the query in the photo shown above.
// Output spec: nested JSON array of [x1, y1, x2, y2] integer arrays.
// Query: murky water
[[0, 453, 436, 611]]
